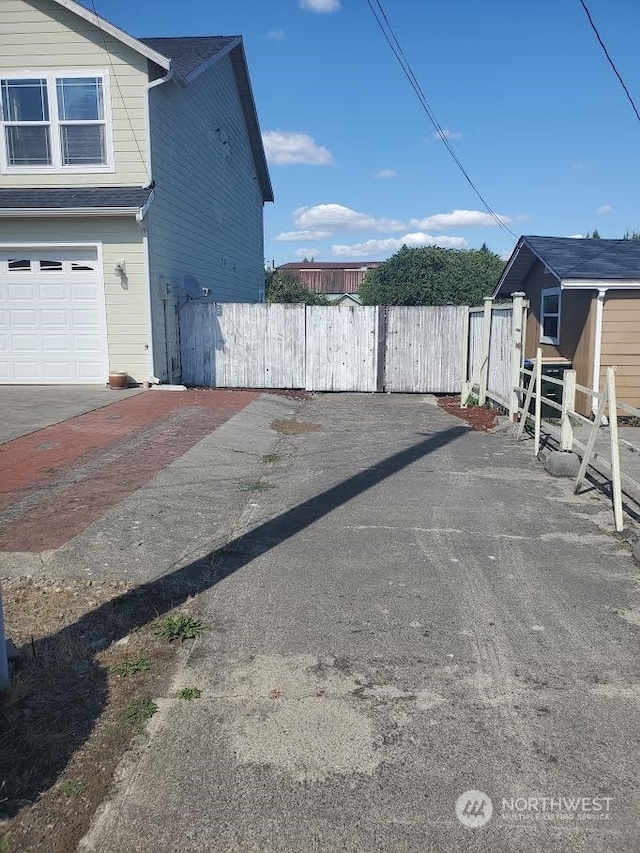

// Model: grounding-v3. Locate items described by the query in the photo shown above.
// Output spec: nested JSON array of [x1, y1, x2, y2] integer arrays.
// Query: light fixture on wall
[[114, 259, 127, 276]]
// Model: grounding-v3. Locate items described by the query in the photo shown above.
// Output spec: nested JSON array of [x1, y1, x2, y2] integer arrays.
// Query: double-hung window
[[0, 71, 111, 172], [540, 287, 561, 345]]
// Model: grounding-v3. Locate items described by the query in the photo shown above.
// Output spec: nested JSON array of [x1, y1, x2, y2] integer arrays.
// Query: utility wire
[[578, 0, 640, 123], [365, 0, 517, 240], [90, 0, 152, 184]]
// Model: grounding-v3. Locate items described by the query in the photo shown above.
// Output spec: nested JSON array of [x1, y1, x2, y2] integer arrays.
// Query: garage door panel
[[0, 247, 107, 384], [39, 283, 67, 300]]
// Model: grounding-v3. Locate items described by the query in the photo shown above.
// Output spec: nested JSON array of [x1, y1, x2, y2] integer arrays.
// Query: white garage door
[[0, 247, 108, 384]]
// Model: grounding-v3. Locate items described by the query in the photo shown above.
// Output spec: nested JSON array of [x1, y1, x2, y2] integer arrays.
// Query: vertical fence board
[[305, 306, 379, 391], [487, 307, 513, 404], [385, 306, 467, 393]]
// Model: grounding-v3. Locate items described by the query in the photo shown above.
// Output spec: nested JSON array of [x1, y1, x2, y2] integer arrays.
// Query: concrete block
[[543, 450, 581, 478]]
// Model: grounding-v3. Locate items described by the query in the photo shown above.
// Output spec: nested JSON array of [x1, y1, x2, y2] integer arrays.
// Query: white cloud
[[293, 203, 405, 233], [293, 247, 321, 259], [597, 204, 612, 215], [265, 29, 286, 41], [300, 0, 341, 12], [275, 229, 331, 241], [410, 209, 511, 230], [262, 131, 333, 165], [375, 168, 397, 179], [567, 233, 585, 239], [332, 232, 467, 258], [432, 128, 462, 141]]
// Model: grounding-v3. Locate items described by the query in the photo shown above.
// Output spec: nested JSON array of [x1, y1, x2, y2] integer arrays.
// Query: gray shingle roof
[[0, 187, 152, 210], [139, 36, 238, 79], [524, 236, 640, 279]]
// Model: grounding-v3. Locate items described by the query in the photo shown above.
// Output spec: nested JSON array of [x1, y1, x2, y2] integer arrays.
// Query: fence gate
[[304, 305, 381, 392], [384, 305, 467, 393]]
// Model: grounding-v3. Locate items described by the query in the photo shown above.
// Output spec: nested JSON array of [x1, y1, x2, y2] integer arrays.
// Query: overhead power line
[[365, 0, 517, 240], [578, 0, 640, 124]]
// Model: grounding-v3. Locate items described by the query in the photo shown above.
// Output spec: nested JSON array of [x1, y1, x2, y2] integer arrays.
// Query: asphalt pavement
[[70, 392, 640, 852]]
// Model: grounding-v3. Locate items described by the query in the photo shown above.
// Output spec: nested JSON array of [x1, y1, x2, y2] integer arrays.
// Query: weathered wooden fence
[[180, 302, 470, 393], [385, 305, 467, 393], [462, 294, 526, 417]]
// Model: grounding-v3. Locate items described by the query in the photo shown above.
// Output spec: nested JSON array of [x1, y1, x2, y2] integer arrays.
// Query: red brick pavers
[[0, 389, 258, 552]]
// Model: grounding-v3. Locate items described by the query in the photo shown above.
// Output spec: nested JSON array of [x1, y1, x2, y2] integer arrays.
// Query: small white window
[[8, 258, 31, 272], [540, 287, 561, 345]]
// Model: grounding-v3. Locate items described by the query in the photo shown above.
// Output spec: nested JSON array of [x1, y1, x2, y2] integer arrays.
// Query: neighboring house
[[276, 262, 383, 304], [495, 235, 640, 416], [0, 0, 272, 385]]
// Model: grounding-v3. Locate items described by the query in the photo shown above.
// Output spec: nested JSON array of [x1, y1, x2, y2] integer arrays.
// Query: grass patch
[[60, 780, 86, 798], [0, 836, 11, 853], [125, 699, 158, 730], [112, 656, 150, 677], [153, 614, 203, 643], [177, 687, 202, 701], [261, 453, 281, 464], [237, 479, 273, 493]]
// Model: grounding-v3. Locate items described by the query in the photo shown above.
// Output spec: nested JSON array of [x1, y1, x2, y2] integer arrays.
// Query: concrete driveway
[[59, 393, 638, 853], [0, 385, 142, 444]]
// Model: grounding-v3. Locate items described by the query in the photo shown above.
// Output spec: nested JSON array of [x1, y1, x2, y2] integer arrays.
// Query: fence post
[[478, 296, 492, 406], [606, 367, 624, 532], [561, 369, 576, 451], [534, 347, 542, 455], [460, 306, 470, 406], [509, 292, 525, 421], [0, 583, 8, 690]]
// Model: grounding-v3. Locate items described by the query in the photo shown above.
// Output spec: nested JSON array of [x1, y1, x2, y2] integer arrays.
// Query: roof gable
[[495, 235, 640, 296]]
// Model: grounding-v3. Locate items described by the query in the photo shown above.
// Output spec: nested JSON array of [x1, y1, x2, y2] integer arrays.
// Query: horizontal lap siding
[[601, 293, 640, 406], [0, 216, 149, 381], [146, 53, 265, 382], [1, 0, 149, 186]]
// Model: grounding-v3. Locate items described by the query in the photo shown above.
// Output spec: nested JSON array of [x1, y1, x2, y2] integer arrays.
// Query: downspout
[[591, 288, 607, 416], [138, 67, 174, 384]]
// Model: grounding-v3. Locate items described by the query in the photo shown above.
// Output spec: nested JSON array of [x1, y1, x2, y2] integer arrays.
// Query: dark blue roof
[[524, 236, 640, 280], [140, 36, 238, 79], [0, 187, 152, 210]]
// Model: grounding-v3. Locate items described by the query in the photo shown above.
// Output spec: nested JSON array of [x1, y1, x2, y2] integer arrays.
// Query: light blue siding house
[[0, 0, 273, 385]]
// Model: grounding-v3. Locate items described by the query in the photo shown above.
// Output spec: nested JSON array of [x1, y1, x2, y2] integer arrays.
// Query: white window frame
[[0, 70, 113, 174], [540, 286, 561, 345]]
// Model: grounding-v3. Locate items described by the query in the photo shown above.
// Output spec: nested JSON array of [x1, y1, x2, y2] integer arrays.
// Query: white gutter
[[0, 207, 141, 217], [592, 288, 607, 416]]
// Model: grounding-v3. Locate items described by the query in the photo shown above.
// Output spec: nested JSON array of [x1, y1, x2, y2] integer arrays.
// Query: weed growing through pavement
[[177, 687, 202, 701], [237, 479, 274, 492], [125, 699, 157, 730], [112, 657, 150, 677], [153, 614, 203, 643], [261, 453, 281, 464]]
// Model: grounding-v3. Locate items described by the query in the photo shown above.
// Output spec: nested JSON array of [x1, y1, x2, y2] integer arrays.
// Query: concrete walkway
[[64, 393, 639, 852], [0, 386, 142, 444]]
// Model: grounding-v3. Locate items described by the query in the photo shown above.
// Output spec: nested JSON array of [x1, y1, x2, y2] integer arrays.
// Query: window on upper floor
[[0, 72, 112, 173], [540, 286, 561, 345]]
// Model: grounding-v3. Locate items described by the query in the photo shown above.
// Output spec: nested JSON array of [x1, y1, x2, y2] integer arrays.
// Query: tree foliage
[[358, 245, 505, 306], [265, 269, 328, 305]]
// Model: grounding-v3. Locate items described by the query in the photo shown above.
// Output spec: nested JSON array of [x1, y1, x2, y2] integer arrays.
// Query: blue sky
[[95, 0, 640, 264]]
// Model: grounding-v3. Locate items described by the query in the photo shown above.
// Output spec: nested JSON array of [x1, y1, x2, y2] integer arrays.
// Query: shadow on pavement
[[1, 423, 468, 816]]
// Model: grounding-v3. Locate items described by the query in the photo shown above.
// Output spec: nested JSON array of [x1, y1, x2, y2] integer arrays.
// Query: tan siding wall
[[523, 261, 595, 415], [0, 216, 150, 380], [1, 0, 150, 186], [600, 292, 640, 409]]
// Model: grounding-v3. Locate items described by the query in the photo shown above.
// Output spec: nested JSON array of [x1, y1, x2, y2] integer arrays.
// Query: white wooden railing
[[516, 347, 640, 532]]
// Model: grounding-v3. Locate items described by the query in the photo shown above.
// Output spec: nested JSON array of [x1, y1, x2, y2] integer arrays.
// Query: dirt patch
[[270, 419, 322, 435], [0, 576, 196, 853], [437, 396, 499, 431]]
